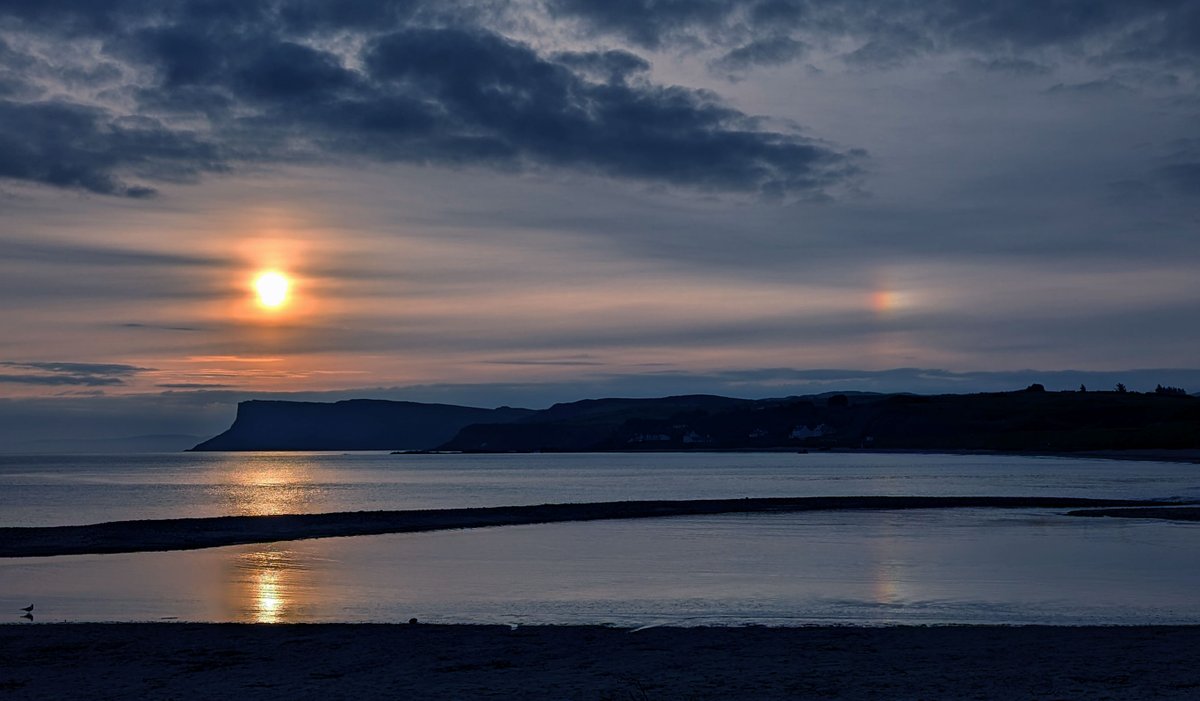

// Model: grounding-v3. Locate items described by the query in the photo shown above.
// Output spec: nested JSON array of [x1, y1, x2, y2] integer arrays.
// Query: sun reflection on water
[[870, 514, 907, 611], [213, 458, 325, 517], [213, 458, 330, 621], [226, 547, 324, 623], [255, 569, 284, 623]]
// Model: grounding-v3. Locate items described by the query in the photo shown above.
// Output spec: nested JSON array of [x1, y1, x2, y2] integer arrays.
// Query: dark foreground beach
[[3, 623, 1200, 699]]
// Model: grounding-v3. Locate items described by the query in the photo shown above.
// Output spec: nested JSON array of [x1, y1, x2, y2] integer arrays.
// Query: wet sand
[[1068, 506, 1200, 521], [3, 623, 1199, 699], [840, 447, 1200, 464], [1060, 449, 1200, 464], [1, 496, 1187, 557]]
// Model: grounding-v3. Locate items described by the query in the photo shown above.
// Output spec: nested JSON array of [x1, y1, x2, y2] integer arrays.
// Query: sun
[[254, 271, 291, 309]]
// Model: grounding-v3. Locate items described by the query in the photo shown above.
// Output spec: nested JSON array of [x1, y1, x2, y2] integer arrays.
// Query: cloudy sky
[[2, 1, 1198, 443]]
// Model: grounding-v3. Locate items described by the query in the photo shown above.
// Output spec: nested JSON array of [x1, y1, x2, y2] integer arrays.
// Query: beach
[[3, 623, 1200, 699]]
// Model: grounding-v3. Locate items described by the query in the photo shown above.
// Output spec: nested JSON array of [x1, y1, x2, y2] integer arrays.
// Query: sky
[[1, 1, 1199, 445]]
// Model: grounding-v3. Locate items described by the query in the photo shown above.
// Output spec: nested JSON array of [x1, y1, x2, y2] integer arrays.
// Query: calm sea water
[[1, 452, 1198, 626]]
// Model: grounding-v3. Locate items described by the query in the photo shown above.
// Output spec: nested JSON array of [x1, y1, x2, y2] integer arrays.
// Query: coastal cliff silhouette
[[191, 389, 1200, 453]]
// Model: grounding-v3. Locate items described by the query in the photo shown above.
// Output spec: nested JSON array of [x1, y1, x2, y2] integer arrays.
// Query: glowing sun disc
[[255, 271, 290, 308]]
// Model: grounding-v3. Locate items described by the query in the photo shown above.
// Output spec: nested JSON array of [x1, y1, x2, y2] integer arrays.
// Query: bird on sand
[[20, 604, 33, 613]]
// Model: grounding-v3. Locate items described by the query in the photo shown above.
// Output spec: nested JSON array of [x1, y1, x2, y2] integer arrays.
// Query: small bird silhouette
[[20, 613, 32, 621], [20, 604, 33, 613]]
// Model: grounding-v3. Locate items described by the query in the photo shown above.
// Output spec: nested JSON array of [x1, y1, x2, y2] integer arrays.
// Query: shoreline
[[344, 447, 1200, 464], [177, 447, 1200, 464], [2, 495, 1189, 558], [4, 623, 1200, 699], [848, 447, 1200, 465], [621, 447, 1200, 465]]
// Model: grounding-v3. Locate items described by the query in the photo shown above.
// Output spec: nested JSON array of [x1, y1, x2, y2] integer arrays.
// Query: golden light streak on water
[[254, 568, 284, 623], [212, 458, 328, 621], [216, 459, 323, 517], [224, 547, 323, 623]]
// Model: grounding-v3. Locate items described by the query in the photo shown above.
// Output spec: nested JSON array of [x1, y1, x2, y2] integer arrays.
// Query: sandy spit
[[1, 496, 1187, 558], [3, 623, 1200, 700]]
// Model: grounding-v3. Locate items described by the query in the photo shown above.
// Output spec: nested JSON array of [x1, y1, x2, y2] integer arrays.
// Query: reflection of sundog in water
[[2, 495, 1192, 558]]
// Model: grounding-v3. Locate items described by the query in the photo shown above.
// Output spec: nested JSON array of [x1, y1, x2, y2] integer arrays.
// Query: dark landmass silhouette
[[189, 399, 532, 451], [190, 389, 1200, 453], [444, 390, 1200, 453], [0, 496, 1187, 557]]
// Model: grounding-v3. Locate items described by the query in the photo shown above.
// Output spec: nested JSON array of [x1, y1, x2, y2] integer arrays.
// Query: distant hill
[[447, 395, 753, 452], [439, 389, 1200, 453], [190, 390, 1200, 453], [189, 399, 532, 451]]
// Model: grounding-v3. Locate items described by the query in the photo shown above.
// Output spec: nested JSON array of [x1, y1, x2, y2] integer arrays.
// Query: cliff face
[[189, 399, 532, 451]]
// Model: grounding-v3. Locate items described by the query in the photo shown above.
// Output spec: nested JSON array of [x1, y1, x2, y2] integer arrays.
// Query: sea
[[1, 451, 1198, 627]]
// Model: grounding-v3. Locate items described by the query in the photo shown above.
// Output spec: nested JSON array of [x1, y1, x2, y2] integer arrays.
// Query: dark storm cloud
[[0, 37, 35, 98], [967, 57, 1051, 76], [274, 0, 423, 32], [1045, 78, 1134, 95], [548, 0, 731, 49], [1157, 163, 1200, 195], [551, 49, 650, 83], [361, 28, 857, 193], [0, 100, 222, 197], [0, 75, 26, 98], [0, 360, 149, 386], [1106, 154, 1200, 202], [0, 2, 859, 199], [548, 0, 1200, 66], [711, 37, 808, 73], [842, 27, 933, 68]]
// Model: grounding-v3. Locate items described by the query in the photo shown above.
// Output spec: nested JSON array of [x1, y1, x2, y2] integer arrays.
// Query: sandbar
[[0, 496, 1187, 558]]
